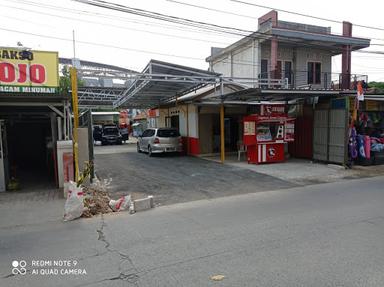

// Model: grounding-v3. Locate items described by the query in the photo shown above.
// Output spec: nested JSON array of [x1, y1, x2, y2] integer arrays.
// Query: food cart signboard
[[260, 105, 286, 117], [284, 119, 295, 142], [244, 121, 255, 136], [0, 47, 59, 93]]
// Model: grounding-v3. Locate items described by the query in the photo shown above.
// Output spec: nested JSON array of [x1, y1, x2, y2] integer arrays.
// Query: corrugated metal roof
[[113, 60, 219, 108]]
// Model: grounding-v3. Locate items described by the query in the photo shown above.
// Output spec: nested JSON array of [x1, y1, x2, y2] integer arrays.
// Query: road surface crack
[[96, 214, 110, 249], [92, 214, 140, 286]]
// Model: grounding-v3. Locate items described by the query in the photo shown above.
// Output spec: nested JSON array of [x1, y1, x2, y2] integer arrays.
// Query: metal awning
[[271, 28, 370, 55], [113, 60, 219, 108], [342, 93, 384, 102], [200, 88, 341, 105]]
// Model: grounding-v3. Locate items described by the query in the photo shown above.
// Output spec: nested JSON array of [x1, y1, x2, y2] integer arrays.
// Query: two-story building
[[122, 10, 371, 165], [206, 10, 369, 90]]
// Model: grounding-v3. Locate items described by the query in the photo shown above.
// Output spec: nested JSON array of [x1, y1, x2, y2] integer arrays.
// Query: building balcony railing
[[257, 71, 368, 90]]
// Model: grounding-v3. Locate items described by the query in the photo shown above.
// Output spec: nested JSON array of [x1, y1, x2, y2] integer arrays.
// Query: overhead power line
[[73, 0, 384, 54], [6, 0, 384, 50], [166, 0, 256, 19], [2, 22, 384, 71], [73, 0, 256, 37], [167, 0, 384, 42], [3, 0, 384, 72], [1, 1, 240, 39], [230, 0, 384, 32], [354, 50, 384, 55], [0, 5, 232, 46], [0, 27, 205, 61], [9, 0, 384, 44], [10, 0, 383, 51]]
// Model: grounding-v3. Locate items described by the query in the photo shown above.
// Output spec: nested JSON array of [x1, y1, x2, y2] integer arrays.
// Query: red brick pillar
[[341, 21, 352, 90], [271, 37, 278, 79], [258, 11, 279, 81]]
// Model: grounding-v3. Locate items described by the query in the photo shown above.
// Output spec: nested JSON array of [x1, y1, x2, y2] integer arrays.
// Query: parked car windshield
[[157, 129, 180, 137], [104, 127, 119, 135]]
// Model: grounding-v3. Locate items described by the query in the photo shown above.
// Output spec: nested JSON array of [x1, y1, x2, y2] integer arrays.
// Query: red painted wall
[[288, 117, 313, 159], [182, 137, 200, 156]]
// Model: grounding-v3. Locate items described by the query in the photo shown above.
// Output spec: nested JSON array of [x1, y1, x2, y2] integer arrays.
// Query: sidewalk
[[200, 154, 384, 185], [0, 188, 65, 229]]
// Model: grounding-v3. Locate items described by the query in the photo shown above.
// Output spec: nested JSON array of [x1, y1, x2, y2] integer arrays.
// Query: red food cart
[[243, 105, 295, 164]]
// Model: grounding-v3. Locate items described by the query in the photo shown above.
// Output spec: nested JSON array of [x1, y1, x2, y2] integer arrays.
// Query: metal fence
[[258, 71, 368, 90]]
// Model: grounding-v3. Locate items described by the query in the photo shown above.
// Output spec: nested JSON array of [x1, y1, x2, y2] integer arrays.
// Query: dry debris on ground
[[82, 179, 113, 218]]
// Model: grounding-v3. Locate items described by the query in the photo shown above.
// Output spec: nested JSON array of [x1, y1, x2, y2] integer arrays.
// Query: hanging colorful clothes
[[359, 112, 368, 128], [364, 135, 371, 159], [348, 127, 358, 159], [357, 134, 366, 158]]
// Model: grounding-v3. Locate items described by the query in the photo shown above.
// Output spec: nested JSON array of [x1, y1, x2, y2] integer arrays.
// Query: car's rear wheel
[[148, 145, 153, 157], [137, 143, 142, 153]]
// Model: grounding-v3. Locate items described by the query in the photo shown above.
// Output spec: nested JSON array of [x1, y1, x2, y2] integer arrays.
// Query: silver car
[[137, 128, 183, 156]]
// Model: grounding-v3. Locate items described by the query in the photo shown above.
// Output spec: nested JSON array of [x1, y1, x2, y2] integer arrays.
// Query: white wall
[[187, 104, 198, 138], [210, 40, 260, 87], [211, 55, 231, 77], [232, 46, 253, 78], [260, 44, 294, 63], [294, 48, 332, 88], [156, 105, 198, 138], [210, 41, 332, 89]]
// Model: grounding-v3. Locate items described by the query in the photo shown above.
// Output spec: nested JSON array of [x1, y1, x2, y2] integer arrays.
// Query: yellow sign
[[0, 47, 59, 93]]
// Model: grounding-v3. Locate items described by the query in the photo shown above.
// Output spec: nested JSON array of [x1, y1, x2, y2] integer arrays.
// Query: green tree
[[368, 81, 384, 91], [58, 65, 85, 96]]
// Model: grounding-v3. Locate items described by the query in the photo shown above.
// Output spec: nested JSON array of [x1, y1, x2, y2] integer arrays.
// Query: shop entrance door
[[313, 108, 348, 164], [313, 110, 328, 162], [170, 115, 179, 130], [328, 109, 348, 164]]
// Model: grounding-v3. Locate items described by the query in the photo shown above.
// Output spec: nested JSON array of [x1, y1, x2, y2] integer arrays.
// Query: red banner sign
[[260, 105, 286, 117]]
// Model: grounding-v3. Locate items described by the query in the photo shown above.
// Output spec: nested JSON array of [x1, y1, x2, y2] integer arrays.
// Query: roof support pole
[[70, 67, 80, 182], [220, 104, 225, 163], [220, 79, 225, 163], [48, 105, 64, 118]]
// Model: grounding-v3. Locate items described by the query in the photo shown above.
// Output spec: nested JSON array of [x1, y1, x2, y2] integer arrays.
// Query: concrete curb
[[131, 196, 154, 213]]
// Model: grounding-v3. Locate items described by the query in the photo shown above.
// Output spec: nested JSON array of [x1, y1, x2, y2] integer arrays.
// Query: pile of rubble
[[82, 183, 113, 217], [64, 178, 154, 221]]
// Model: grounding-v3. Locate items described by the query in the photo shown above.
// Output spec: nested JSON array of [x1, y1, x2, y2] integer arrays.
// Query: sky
[[1, 0, 384, 81]]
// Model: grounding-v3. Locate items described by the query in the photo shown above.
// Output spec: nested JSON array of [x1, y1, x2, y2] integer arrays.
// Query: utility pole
[[72, 30, 76, 59], [70, 67, 80, 181]]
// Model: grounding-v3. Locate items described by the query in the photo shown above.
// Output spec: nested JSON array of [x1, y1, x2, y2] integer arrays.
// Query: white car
[[137, 128, 183, 156]]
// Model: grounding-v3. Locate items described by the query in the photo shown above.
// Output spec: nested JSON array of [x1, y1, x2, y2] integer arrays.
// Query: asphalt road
[[94, 144, 297, 205], [1, 176, 384, 286]]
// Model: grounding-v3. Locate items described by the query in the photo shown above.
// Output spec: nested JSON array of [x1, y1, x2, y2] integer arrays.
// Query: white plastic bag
[[63, 181, 84, 221], [109, 195, 131, 212]]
